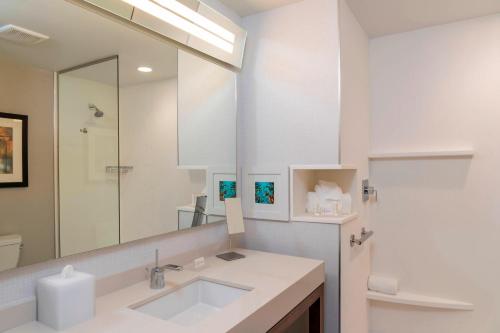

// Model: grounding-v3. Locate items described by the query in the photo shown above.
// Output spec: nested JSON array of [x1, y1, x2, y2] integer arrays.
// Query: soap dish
[[216, 252, 245, 261]]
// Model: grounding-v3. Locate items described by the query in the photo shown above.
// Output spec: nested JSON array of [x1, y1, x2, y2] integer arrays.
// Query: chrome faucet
[[150, 249, 183, 289]]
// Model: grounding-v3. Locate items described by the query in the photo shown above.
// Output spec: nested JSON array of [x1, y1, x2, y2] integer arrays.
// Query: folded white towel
[[315, 181, 343, 200], [368, 276, 399, 295], [306, 192, 320, 213], [318, 180, 340, 189]]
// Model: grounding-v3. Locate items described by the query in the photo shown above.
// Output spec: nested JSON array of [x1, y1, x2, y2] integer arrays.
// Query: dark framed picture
[[0, 112, 28, 188]]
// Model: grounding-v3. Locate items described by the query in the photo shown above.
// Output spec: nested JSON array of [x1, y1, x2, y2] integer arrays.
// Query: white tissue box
[[37, 265, 95, 330]]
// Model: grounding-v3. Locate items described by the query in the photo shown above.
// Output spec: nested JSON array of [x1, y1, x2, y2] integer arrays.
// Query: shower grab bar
[[350, 228, 374, 247], [106, 166, 134, 174]]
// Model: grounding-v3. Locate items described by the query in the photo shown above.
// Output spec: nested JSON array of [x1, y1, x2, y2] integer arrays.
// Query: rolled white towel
[[340, 193, 352, 215], [368, 275, 399, 295]]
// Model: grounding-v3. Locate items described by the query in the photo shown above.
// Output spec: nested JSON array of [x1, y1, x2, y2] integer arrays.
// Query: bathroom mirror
[[0, 0, 237, 272]]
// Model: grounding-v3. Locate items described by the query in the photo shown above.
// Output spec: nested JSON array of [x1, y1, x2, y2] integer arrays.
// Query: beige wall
[[369, 14, 500, 333], [0, 56, 55, 267]]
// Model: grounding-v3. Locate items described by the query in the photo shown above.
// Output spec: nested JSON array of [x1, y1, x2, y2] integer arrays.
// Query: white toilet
[[0, 234, 22, 271]]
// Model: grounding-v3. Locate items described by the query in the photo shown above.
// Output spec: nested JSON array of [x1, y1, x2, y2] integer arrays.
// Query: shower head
[[88, 104, 104, 118]]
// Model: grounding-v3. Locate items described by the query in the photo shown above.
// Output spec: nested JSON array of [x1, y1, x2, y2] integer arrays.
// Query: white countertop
[[7, 249, 324, 333]]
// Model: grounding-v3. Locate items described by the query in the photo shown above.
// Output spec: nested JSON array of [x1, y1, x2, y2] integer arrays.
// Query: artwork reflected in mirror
[[220, 181, 237, 202], [0, 0, 237, 272], [0, 113, 28, 188], [0, 126, 13, 173]]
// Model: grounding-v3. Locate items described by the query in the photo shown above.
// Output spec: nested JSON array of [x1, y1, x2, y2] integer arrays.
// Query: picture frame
[[206, 166, 237, 216], [242, 167, 289, 221], [0, 112, 28, 188]]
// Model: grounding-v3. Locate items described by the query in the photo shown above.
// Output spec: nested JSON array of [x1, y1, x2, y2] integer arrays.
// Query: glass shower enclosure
[[57, 57, 120, 257]]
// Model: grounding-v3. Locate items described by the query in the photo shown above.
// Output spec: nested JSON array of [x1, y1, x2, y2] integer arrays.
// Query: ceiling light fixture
[[121, 0, 234, 53], [152, 0, 235, 43], [137, 66, 153, 72]]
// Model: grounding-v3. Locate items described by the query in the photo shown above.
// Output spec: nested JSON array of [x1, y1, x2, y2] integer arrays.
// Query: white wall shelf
[[367, 290, 474, 311], [291, 212, 358, 225], [289, 164, 357, 170], [176, 205, 195, 212], [368, 149, 474, 160], [176, 165, 208, 170], [290, 165, 358, 224]]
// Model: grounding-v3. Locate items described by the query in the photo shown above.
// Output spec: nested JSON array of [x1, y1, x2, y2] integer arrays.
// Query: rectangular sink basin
[[132, 279, 250, 326]]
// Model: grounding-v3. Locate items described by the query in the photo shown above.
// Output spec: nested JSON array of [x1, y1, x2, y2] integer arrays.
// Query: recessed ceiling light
[[137, 66, 153, 73]]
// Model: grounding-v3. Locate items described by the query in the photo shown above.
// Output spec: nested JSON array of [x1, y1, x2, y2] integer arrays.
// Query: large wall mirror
[[0, 0, 237, 272]]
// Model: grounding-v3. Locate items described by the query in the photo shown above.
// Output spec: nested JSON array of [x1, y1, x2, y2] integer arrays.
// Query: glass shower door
[[58, 57, 120, 257]]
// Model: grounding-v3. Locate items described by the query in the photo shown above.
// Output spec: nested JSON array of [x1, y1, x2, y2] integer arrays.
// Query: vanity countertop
[[7, 249, 324, 333]]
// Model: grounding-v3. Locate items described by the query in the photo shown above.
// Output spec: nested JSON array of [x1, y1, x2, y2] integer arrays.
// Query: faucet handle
[[161, 264, 183, 271]]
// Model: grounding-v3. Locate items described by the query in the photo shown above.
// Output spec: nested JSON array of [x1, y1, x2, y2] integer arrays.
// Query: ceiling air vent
[[0, 24, 49, 45]]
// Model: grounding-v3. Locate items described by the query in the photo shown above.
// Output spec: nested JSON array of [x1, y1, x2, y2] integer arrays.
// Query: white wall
[[237, 1, 342, 332], [201, 0, 242, 25], [339, 1, 370, 332], [58, 72, 119, 257], [120, 78, 205, 242], [369, 14, 500, 333], [178, 50, 237, 167], [238, 0, 340, 167], [239, 220, 341, 333]]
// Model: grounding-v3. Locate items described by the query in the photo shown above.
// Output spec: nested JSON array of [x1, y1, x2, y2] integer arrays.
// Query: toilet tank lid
[[0, 234, 22, 246]]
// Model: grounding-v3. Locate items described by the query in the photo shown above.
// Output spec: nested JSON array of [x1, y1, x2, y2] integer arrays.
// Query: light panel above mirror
[[77, 0, 247, 69]]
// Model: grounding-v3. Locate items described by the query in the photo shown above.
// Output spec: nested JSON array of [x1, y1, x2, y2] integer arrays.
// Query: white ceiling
[[62, 58, 119, 87], [219, 0, 303, 17], [346, 0, 500, 37], [0, 0, 178, 86]]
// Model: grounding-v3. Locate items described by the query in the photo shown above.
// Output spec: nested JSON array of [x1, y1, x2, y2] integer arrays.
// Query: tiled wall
[[369, 13, 500, 333], [0, 223, 227, 308]]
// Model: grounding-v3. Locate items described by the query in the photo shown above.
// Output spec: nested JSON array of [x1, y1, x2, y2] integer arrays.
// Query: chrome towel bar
[[105, 166, 133, 174], [350, 228, 374, 247]]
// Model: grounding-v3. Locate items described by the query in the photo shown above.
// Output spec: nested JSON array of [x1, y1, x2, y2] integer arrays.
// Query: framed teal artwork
[[242, 167, 289, 221]]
